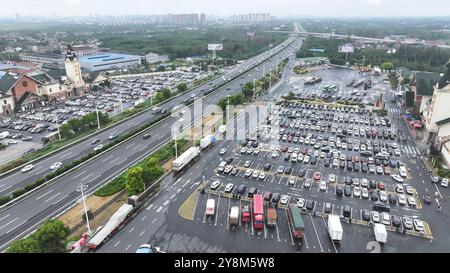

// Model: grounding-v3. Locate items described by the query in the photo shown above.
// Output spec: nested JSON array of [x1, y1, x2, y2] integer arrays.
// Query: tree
[[380, 62, 395, 71], [125, 166, 145, 195], [160, 88, 172, 100], [7, 238, 40, 253], [34, 219, 69, 253], [154, 91, 166, 103], [242, 82, 254, 98], [146, 157, 164, 180], [177, 82, 188, 93]]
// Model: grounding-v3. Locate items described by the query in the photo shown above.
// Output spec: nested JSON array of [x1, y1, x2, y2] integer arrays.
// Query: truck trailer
[[374, 223, 387, 244], [200, 134, 216, 150], [229, 206, 240, 229], [253, 194, 264, 230], [327, 214, 343, 242], [266, 208, 277, 227], [172, 146, 200, 174], [287, 205, 305, 241]]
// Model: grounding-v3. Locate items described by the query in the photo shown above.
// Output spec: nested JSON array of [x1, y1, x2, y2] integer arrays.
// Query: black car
[[225, 157, 234, 164], [423, 194, 432, 204], [336, 184, 344, 196], [343, 205, 352, 218], [236, 184, 246, 194], [324, 158, 331, 167], [361, 164, 368, 172], [347, 162, 353, 171], [91, 138, 101, 145], [391, 215, 402, 227], [310, 156, 317, 165], [371, 191, 379, 201], [373, 201, 390, 212], [388, 193, 397, 204], [344, 177, 352, 185], [298, 169, 306, 177], [271, 193, 281, 203], [247, 187, 258, 198], [284, 166, 292, 174], [324, 202, 332, 213], [353, 163, 360, 172], [369, 179, 377, 189], [361, 209, 371, 221], [306, 199, 315, 210], [344, 185, 352, 196], [340, 160, 346, 168], [263, 163, 272, 171]]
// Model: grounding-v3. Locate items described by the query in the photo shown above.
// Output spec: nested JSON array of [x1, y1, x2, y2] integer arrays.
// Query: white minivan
[[291, 153, 298, 162]]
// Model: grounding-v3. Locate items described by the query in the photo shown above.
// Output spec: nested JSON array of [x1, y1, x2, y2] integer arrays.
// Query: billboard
[[208, 44, 223, 51], [338, 44, 354, 53]]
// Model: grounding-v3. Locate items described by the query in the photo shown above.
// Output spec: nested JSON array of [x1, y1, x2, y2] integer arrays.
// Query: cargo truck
[[229, 206, 240, 229], [200, 134, 216, 150], [374, 223, 387, 244], [172, 146, 200, 174], [327, 214, 343, 242], [253, 194, 264, 230], [287, 205, 305, 245], [266, 208, 277, 227]]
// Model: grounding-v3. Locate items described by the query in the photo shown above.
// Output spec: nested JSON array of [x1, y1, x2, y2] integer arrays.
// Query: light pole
[[55, 115, 61, 141], [95, 107, 101, 130], [76, 183, 91, 234], [119, 93, 123, 113]]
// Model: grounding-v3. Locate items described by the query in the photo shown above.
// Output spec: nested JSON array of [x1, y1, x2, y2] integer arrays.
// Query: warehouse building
[[79, 53, 142, 72]]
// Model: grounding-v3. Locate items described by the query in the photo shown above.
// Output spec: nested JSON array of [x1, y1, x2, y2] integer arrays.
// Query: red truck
[[253, 194, 264, 230]]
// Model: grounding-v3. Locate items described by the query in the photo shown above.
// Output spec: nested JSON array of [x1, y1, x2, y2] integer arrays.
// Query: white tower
[[65, 45, 85, 96]]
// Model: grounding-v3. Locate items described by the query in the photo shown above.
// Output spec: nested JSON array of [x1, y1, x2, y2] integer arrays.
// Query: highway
[[0, 36, 297, 197], [0, 36, 303, 251]]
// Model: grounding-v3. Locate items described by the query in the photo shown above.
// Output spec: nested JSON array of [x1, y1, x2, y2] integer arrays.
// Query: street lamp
[[55, 115, 61, 141], [95, 107, 101, 130], [76, 183, 91, 234]]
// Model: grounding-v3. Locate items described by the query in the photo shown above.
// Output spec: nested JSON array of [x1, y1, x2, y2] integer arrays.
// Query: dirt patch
[[57, 191, 127, 239]]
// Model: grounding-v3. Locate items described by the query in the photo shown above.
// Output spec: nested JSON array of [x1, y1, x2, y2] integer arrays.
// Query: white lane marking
[[163, 200, 170, 206], [141, 215, 147, 221], [0, 217, 18, 230], [128, 227, 135, 233], [81, 172, 93, 181], [0, 214, 10, 221], [132, 144, 143, 151], [59, 151, 73, 159], [139, 230, 146, 237], [152, 218, 158, 224], [52, 194, 68, 205], [115, 158, 127, 165], [309, 214, 324, 252], [110, 157, 121, 164], [146, 204, 153, 210], [36, 190, 54, 200], [182, 179, 191, 188], [72, 171, 87, 179], [125, 244, 131, 251], [156, 206, 163, 213], [6, 221, 26, 234], [125, 143, 135, 149], [102, 155, 113, 163], [113, 241, 120, 248], [44, 192, 61, 203]]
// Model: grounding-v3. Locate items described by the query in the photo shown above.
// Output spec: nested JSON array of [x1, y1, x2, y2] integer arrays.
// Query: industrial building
[[79, 53, 142, 72]]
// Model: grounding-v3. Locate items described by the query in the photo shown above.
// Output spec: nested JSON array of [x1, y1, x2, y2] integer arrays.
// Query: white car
[[50, 162, 62, 170], [7, 139, 17, 144], [296, 198, 306, 208], [407, 196, 417, 207], [288, 176, 296, 185], [258, 172, 267, 180], [362, 187, 369, 199], [319, 181, 327, 191], [379, 191, 388, 202], [328, 174, 336, 183], [413, 219, 424, 232], [353, 186, 361, 197], [219, 148, 227, 155], [398, 194, 407, 206], [93, 144, 104, 151], [21, 164, 34, 173], [405, 185, 415, 195], [441, 178, 449, 188], [391, 174, 404, 183], [395, 184, 404, 193], [252, 170, 260, 179], [210, 180, 221, 190], [224, 183, 234, 193], [381, 212, 391, 225], [280, 194, 290, 205], [371, 211, 380, 223]]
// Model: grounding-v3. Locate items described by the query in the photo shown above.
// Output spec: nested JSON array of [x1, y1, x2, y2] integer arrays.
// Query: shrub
[[0, 196, 11, 205], [12, 188, 26, 198]]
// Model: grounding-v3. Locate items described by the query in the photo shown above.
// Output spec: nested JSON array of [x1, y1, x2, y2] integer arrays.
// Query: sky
[[1, 0, 450, 18]]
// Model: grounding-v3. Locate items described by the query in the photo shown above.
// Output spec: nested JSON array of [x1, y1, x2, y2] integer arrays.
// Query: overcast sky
[[1, 0, 450, 17]]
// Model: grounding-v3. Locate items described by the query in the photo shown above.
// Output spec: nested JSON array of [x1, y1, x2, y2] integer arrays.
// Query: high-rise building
[[200, 13, 206, 24], [168, 14, 202, 25], [230, 13, 271, 24], [64, 46, 85, 96]]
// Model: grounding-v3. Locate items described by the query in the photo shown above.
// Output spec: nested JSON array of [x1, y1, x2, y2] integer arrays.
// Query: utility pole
[[119, 93, 123, 113], [76, 183, 91, 234], [55, 115, 61, 141], [96, 107, 101, 130]]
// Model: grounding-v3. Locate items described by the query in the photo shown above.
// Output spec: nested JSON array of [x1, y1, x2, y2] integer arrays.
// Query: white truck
[[374, 223, 387, 244], [0, 131, 10, 139], [172, 146, 200, 174], [219, 125, 227, 135], [200, 134, 216, 150], [229, 206, 239, 228], [206, 199, 215, 218], [327, 214, 343, 242]]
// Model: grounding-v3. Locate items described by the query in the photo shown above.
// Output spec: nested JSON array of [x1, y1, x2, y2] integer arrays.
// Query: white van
[[399, 166, 407, 178]]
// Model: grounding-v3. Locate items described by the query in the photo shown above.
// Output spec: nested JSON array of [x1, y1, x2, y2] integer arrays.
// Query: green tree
[[154, 91, 166, 103], [177, 82, 188, 93], [242, 82, 254, 98], [146, 157, 164, 179], [34, 219, 69, 253], [380, 62, 395, 71], [7, 238, 40, 253], [125, 166, 145, 195]]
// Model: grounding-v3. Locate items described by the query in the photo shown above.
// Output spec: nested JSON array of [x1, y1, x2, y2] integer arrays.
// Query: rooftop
[[79, 53, 141, 64], [414, 72, 441, 97]]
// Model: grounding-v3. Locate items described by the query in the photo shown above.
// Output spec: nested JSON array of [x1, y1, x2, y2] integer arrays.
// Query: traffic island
[[178, 187, 200, 221]]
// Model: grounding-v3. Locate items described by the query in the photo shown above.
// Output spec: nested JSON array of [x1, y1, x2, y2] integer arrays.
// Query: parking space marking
[[152, 217, 158, 224], [0, 217, 17, 230]]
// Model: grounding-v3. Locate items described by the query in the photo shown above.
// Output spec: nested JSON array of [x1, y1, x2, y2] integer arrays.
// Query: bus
[[41, 131, 59, 144], [253, 194, 264, 230]]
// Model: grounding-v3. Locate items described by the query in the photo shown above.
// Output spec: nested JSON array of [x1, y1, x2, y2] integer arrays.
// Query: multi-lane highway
[[0, 36, 297, 197], [0, 36, 303, 251]]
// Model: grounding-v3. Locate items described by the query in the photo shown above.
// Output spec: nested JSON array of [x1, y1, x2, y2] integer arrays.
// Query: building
[[79, 53, 142, 72], [168, 14, 200, 25], [69, 45, 99, 57], [406, 71, 441, 114], [421, 61, 450, 153], [144, 52, 169, 64], [0, 71, 43, 112], [230, 13, 271, 24], [200, 13, 206, 25], [19, 52, 65, 69], [65, 46, 86, 96]]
